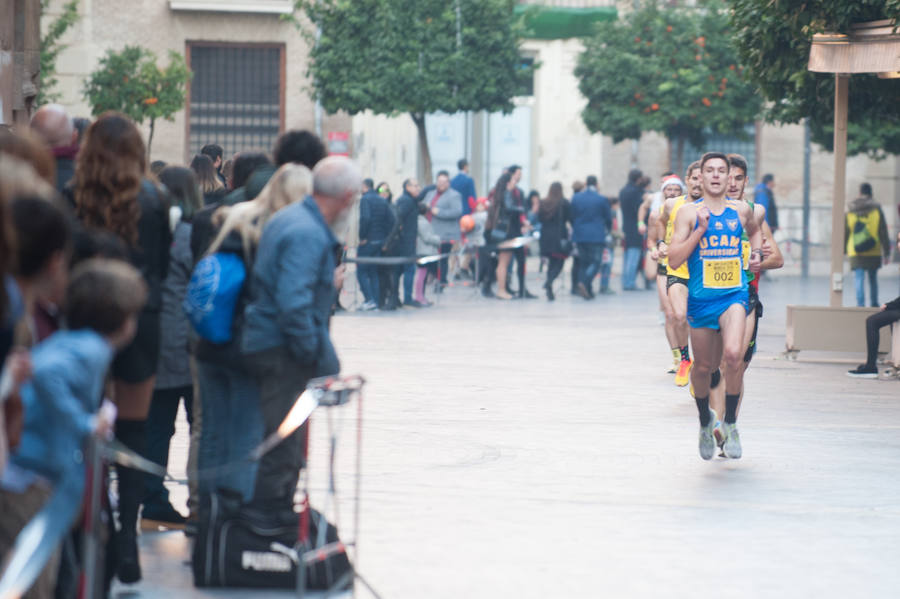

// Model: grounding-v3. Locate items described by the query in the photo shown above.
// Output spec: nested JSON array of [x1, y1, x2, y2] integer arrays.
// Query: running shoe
[[721, 422, 742, 459], [713, 420, 725, 448], [675, 359, 692, 387], [846, 364, 878, 379], [698, 409, 717, 460]]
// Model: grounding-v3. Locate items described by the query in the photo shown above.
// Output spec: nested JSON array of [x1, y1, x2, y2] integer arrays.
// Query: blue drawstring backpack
[[183, 253, 246, 343]]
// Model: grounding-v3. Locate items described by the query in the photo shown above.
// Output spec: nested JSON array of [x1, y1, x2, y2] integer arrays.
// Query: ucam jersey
[[687, 200, 747, 304]]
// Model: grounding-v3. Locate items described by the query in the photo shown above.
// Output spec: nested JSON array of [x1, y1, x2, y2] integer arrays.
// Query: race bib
[[741, 240, 750, 269], [703, 258, 741, 289]]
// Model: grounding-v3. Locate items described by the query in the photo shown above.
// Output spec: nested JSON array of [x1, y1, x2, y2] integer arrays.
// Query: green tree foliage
[[576, 1, 761, 173], [82, 46, 192, 156], [297, 0, 531, 181], [38, 0, 80, 105], [730, 0, 900, 158]]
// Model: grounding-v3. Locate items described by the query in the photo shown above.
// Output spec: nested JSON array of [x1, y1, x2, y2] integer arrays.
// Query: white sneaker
[[721, 422, 742, 459], [698, 409, 717, 460], [360, 301, 377, 311]]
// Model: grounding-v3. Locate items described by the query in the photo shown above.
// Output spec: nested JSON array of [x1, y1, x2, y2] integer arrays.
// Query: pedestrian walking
[[570, 175, 612, 299], [538, 182, 571, 301]]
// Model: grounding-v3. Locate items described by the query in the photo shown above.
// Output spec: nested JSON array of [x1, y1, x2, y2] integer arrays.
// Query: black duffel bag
[[192, 492, 352, 590]]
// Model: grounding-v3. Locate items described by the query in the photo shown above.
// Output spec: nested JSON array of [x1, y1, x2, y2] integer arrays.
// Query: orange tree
[[576, 1, 761, 173], [730, 0, 900, 158], [83, 46, 191, 157]]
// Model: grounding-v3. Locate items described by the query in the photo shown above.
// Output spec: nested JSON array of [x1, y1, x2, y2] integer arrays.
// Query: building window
[[670, 124, 757, 183], [517, 56, 535, 97], [186, 43, 284, 159]]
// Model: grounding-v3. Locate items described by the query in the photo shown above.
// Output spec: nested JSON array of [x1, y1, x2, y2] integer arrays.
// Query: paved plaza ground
[[125, 268, 900, 599]]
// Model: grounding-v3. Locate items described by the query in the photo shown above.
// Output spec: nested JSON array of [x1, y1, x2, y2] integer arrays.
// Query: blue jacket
[[359, 191, 395, 245], [570, 187, 612, 244], [241, 197, 340, 376], [11, 330, 113, 482], [450, 172, 476, 216]]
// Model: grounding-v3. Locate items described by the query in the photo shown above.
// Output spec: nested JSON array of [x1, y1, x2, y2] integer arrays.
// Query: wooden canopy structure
[[808, 20, 900, 307]]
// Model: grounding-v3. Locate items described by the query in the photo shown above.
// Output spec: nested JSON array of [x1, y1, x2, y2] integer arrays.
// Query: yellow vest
[[846, 209, 882, 257], [664, 195, 690, 279]]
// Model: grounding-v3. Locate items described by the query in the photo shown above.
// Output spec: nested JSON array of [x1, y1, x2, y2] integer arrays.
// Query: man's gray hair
[[313, 155, 362, 199]]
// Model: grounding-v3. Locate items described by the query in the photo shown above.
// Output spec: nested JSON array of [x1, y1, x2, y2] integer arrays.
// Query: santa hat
[[660, 175, 685, 193]]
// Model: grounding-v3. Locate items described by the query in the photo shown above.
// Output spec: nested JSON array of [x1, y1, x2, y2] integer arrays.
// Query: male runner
[[653, 162, 703, 386], [708, 154, 784, 446], [667, 152, 762, 460], [648, 174, 690, 384]]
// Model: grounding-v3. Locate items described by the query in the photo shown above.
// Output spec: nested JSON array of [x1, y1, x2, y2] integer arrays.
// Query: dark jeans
[[252, 349, 315, 509], [600, 244, 614, 291], [546, 256, 566, 288], [398, 262, 415, 303], [144, 385, 194, 511], [196, 361, 263, 501], [356, 243, 381, 304], [438, 241, 453, 284], [864, 309, 900, 367], [576, 242, 605, 292]]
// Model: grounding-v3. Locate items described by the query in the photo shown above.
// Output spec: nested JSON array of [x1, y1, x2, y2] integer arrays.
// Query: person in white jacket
[[415, 203, 442, 306]]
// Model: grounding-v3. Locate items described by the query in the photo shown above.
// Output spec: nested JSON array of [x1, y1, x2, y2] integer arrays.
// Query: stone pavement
[[128, 269, 900, 599]]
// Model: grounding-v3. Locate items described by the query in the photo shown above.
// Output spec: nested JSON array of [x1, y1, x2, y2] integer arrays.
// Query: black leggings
[[864, 309, 900, 367], [545, 256, 566, 288]]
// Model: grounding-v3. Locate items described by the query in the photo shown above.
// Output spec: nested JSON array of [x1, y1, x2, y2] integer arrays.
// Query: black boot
[[115, 419, 147, 584]]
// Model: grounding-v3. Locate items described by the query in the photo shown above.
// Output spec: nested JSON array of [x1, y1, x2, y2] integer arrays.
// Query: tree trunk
[[147, 117, 156, 159], [411, 112, 433, 184]]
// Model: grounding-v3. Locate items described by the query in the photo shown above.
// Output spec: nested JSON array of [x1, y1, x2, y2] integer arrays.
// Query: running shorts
[[687, 291, 749, 331], [666, 274, 688, 290], [743, 286, 764, 363]]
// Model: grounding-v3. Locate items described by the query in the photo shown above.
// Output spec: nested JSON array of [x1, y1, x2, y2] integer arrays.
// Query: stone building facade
[[44, 0, 350, 164]]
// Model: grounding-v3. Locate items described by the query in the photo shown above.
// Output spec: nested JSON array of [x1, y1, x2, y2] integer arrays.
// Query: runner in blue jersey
[[667, 152, 763, 461]]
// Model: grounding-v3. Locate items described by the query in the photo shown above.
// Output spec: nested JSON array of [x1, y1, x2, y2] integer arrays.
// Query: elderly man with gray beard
[[241, 156, 361, 508]]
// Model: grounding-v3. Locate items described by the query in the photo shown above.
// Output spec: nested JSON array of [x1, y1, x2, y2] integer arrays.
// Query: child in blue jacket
[[0, 259, 146, 598]]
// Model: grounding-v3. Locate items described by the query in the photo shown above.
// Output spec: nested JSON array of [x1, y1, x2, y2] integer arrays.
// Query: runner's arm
[[744, 203, 764, 273], [646, 209, 660, 260], [756, 205, 783, 270], [667, 204, 704, 270], [637, 195, 651, 235], [655, 199, 672, 257]]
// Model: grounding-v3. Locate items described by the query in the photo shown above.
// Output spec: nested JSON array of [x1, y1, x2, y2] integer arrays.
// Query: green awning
[[515, 5, 618, 40]]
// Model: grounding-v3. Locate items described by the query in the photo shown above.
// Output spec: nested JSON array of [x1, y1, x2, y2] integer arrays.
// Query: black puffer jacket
[[359, 191, 395, 244]]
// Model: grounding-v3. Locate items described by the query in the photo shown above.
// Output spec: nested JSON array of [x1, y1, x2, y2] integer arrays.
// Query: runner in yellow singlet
[[647, 174, 689, 380], [654, 162, 703, 387]]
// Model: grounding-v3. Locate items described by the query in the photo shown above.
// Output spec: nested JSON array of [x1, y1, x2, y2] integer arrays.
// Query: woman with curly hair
[[70, 112, 171, 584]]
